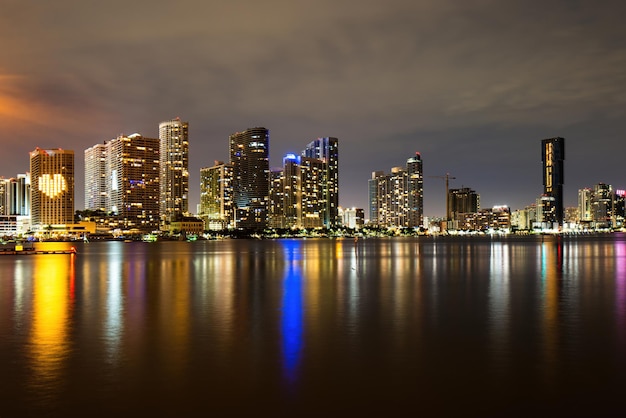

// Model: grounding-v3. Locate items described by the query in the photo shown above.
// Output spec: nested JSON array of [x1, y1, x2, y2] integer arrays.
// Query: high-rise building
[[448, 187, 479, 220], [8, 174, 30, 216], [541, 137, 565, 226], [106, 134, 160, 230], [578, 188, 593, 223], [368, 153, 424, 228], [229, 127, 270, 229], [159, 118, 189, 223], [592, 183, 613, 229], [268, 167, 286, 228], [84, 143, 107, 212], [30, 148, 74, 227], [406, 152, 424, 228], [277, 154, 327, 229], [302, 137, 339, 227], [369, 171, 384, 224], [0, 178, 8, 215], [199, 161, 233, 230]]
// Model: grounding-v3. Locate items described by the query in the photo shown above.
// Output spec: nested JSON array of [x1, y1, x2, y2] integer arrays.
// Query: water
[[1, 235, 625, 417]]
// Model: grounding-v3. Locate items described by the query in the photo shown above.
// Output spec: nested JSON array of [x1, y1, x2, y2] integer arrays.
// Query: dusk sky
[[1, 0, 624, 218]]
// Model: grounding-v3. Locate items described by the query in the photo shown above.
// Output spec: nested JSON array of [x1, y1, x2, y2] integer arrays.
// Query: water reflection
[[488, 240, 511, 374], [616, 238, 626, 345], [28, 254, 75, 405], [105, 248, 123, 366], [2, 236, 626, 415], [539, 237, 562, 386], [280, 240, 304, 386]]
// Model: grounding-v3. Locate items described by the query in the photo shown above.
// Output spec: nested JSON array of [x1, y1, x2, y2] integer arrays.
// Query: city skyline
[[1, 1, 625, 217]]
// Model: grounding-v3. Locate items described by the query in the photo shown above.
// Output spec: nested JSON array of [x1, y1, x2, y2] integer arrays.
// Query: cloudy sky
[[1, 0, 625, 217]]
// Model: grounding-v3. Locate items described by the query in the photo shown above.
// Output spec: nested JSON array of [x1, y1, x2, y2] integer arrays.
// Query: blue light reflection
[[280, 239, 304, 387]]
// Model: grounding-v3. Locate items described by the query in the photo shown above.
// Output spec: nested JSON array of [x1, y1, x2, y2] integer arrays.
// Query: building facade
[[275, 154, 327, 229], [302, 137, 339, 227], [159, 118, 189, 223], [84, 143, 108, 212], [541, 137, 565, 226], [406, 152, 424, 228], [229, 127, 270, 229], [199, 161, 233, 230], [448, 187, 479, 221], [106, 134, 160, 230], [30, 148, 75, 227], [368, 153, 424, 228], [578, 188, 593, 224]]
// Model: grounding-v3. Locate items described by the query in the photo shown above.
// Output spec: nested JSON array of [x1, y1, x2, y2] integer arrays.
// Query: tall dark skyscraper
[[229, 127, 270, 229], [541, 137, 565, 226], [406, 152, 423, 227], [448, 187, 479, 219]]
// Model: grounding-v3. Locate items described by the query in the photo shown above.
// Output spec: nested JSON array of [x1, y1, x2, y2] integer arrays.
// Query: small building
[[168, 216, 205, 236]]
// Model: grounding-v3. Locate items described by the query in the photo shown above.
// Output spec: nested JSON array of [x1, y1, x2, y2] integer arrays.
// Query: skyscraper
[[302, 137, 339, 227], [106, 134, 160, 230], [229, 127, 270, 229], [406, 152, 424, 227], [199, 161, 233, 230], [159, 118, 189, 223], [448, 187, 479, 220], [368, 153, 424, 228], [578, 188, 593, 223], [30, 148, 74, 227], [541, 137, 565, 226], [278, 154, 327, 229], [0, 178, 8, 215], [84, 142, 107, 212]]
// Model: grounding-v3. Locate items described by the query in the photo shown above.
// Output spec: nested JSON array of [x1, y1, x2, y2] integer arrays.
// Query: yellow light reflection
[[29, 255, 74, 396], [539, 238, 561, 385]]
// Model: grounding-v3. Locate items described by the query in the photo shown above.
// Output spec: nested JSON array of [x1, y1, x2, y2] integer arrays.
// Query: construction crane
[[429, 173, 456, 221]]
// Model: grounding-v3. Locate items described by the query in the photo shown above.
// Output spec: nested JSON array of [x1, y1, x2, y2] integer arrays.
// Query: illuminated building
[[406, 152, 424, 227], [339, 207, 364, 229], [615, 190, 625, 228], [30, 148, 74, 227], [84, 143, 107, 212], [0, 174, 30, 217], [10, 174, 31, 216], [0, 178, 7, 215], [268, 168, 286, 228], [0, 174, 31, 235], [455, 206, 510, 232], [199, 161, 233, 230], [229, 127, 270, 230], [592, 183, 613, 229], [578, 188, 593, 223], [369, 171, 384, 225], [448, 187, 479, 221], [302, 137, 339, 227], [541, 137, 565, 226], [511, 204, 537, 231], [159, 118, 189, 223], [368, 153, 424, 228], [106, 134, 160, 230], [277, 154, 326, 229]]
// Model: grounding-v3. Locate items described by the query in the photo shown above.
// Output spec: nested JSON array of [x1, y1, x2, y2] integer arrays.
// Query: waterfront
[[1, 235, 625, 417]]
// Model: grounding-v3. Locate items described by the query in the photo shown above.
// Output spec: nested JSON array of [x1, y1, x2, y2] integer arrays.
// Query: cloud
[[1, 0, 625, 215]]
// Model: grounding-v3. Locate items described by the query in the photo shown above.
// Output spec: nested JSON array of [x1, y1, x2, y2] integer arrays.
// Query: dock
[[0, 244, 77, 255]]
